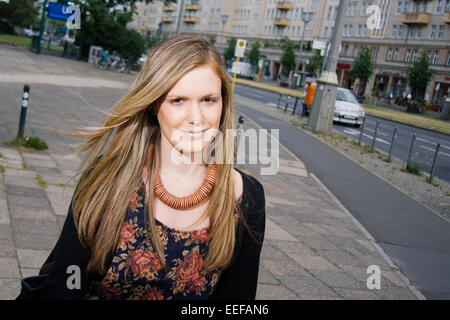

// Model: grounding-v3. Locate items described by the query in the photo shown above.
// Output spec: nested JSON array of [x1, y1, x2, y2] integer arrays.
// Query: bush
[[405, 161, 423, 176]]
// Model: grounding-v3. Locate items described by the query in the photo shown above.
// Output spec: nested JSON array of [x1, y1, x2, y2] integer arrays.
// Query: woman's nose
[[187, 101, 203, 124]]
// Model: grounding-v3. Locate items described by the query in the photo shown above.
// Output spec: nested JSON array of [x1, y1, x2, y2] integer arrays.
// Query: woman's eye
[[204, 98, 217, 103], [170, 99, 183, 104]]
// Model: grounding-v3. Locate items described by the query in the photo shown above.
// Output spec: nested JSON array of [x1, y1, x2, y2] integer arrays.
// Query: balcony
[[183, 16, 197, 23], [276, 1, 292, 10], [402, 12, 431, 24], [163, 5, 176, 12], [161, 17, 173, 23], [185, 4, 200, 11], [444, 12, 450, 24], [273, 18, 288, 27]]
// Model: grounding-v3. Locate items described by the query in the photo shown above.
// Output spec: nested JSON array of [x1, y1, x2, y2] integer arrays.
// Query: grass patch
[[362, 102, 450, 135], [0, 34, 31, 49], [10, 136, 48, 150], [36, 173, 48, 189], [0, 164, 4, 173], [402, 161, 424, 176]]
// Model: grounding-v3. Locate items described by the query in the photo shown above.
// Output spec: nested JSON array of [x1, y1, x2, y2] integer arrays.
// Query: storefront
[[391, 76, 407, 99], [372, 74, 389, 97], [431, 79, 450, 109]]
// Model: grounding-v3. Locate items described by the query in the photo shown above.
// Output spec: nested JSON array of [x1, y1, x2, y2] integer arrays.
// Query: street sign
[[312, 40, 327, 50], [234, 39, 247, 58]]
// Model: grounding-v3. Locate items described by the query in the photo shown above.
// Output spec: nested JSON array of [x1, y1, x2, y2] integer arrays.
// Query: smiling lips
[[180, 128, 208, 138]]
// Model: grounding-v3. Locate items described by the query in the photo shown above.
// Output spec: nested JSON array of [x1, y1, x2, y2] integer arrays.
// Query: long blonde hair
[[52, 35, 238, 275]]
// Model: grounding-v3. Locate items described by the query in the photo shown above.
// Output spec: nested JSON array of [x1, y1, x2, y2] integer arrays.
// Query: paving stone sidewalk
[[0, 43, 423, 299], [0, 119, 422, 300]]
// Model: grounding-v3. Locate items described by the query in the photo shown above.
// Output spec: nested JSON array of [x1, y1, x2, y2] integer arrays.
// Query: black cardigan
[[17, 167, 265, 300]]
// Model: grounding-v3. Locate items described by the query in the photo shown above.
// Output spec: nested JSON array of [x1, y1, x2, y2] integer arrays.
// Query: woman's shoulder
[[233, 167, 265, 213]]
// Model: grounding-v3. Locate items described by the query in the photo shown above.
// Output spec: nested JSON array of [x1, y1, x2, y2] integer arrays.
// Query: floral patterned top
[[84, 182, 240, 300]]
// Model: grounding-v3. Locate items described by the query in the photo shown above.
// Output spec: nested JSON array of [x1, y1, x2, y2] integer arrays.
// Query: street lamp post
[[291, 9, 312, 88], [175, 0, 185, 35], [220, 14, 229, 45], [308, 0, 349, 133]]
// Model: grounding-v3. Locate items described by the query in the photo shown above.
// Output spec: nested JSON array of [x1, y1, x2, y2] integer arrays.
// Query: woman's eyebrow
[[166, 93, 221, 99]]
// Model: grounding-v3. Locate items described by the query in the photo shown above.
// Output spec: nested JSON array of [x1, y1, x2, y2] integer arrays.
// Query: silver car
[[333, 87, 365, 127]]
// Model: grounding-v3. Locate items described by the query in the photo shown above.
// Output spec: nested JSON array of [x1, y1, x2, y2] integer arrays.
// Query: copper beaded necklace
[[148, 145, 217, 210]]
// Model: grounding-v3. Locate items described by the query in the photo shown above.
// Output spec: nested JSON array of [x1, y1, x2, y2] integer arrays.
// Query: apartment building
[[128, 0, 450, 105]]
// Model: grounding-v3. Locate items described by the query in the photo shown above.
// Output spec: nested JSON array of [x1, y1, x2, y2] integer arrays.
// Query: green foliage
[[406, 50, 434, 100], [223, 37, 237, 67], [248, 40, 261, 69], [11, 135, 48, 150], [146, 35, 157, 49], [404, 161, 424, 176], [306, 49, 323, 77], [280, 37, 296, 74], [349, 44, 373, 85], [75, 0, 149, 63], [209, 36, 216, 45], [0, 0, 39, 30]]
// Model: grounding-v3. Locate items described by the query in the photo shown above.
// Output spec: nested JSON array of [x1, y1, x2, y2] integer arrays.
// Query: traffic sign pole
[[231, 56, 240, 94]]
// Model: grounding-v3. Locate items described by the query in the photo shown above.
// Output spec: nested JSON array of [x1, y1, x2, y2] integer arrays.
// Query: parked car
[[23, 28, 38, 38], [333, 87, 365, 127]]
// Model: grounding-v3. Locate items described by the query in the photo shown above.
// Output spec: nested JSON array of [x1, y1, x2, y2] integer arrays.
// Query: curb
[[236, 97, 428, 300], [309, 172, 427, 300]]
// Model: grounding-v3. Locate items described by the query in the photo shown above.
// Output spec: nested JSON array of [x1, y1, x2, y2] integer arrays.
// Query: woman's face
[[156, 63, 223, 158]]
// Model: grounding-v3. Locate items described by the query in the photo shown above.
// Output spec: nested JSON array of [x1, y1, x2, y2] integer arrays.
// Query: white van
[[230, 61, 255, 79]]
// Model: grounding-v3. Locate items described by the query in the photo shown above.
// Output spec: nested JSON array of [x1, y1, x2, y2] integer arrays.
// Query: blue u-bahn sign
[[47, 2, 80, 29]]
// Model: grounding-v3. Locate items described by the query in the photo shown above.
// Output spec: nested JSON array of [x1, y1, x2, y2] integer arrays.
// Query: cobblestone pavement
[[0, 44, 424, 299]]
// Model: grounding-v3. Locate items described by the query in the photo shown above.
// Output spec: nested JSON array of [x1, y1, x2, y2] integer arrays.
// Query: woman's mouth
[[180, 128, 208, 138]]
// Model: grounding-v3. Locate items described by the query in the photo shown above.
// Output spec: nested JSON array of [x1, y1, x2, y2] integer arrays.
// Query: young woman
[[17, 35, 265, 300]]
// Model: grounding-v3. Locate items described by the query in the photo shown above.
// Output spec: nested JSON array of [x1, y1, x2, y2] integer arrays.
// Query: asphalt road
[[234, 83, 450, 183], [233, 88, 450, 300]]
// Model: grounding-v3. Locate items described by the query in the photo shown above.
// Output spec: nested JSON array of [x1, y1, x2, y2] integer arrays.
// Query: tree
[[0, 0, 39, 31], [73, 0, 151, 63], [248, 40, 260, 70], [280, 37, 296, 76], [306, 49, 323, 77], [349, 44, 373, 95], [223, 37, 236, 67], [406, 50, 434, 101]]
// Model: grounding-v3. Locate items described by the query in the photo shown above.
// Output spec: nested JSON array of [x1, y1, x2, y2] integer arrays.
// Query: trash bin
[[31, 35, 39, 52]]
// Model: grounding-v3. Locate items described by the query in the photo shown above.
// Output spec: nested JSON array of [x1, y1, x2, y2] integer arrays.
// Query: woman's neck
[[158, 134, 207, 179]]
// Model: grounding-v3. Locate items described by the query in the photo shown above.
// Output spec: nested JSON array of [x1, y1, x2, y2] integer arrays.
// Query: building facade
[[128, 0, 450, 106]]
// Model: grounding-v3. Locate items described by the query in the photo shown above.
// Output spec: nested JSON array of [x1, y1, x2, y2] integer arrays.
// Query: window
[[327, 6, 332, 20], [387, 48, 393, 60], [416, 26, 422, 39], [343, 24, 348, 36], [344, 45, 349, 56], [392, 24, 398, 38], [430, 25, 437, 39], [408, 26, 415, 39], [412, 49, 418, 62], [393, 48, 399, 61], [396, 1, 402, 15], [405, 49, 411, 62], [358, 24, 362, 37], [435, 0, 443, 14], [324, 26, 328, 37], [353, 46, 359, 57], [433, 50, 439, 64], [438, 25, 444, 39], [362, 24, 367, 37], [447, 52, 450, 66], [348, 24, 353, 37]]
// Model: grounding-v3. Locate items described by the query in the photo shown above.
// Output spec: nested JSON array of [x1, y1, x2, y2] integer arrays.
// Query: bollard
[[292, 97, 299, 115], [358, 117, 366, 146], [371, 120, 380, 152], [429, 143, 440, 184], [17, 84, 30, 139], [277, 93, 282, 109], [407, 133, 416, 169], [236, 115, 245, 151], [387, 127, 397, 162], [284, 95, 291, 113]]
